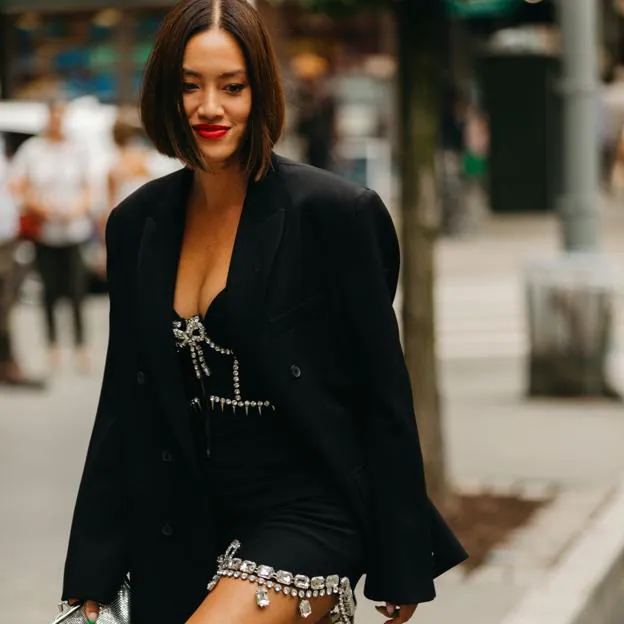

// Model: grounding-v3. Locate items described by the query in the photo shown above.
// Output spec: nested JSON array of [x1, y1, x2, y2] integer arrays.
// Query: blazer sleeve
[[335, 189, 436, 604], [62, 208, 130, 603]]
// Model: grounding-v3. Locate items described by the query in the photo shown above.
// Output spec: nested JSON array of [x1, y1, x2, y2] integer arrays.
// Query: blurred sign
[[446, 0, 519, 18]]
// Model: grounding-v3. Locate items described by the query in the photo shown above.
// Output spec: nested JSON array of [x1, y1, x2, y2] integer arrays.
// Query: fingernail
[[86, 612, 98, 623], [386, 604, 395, 616]]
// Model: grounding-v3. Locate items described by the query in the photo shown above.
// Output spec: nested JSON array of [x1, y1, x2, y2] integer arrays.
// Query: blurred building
[[0, 0, 177, 103]]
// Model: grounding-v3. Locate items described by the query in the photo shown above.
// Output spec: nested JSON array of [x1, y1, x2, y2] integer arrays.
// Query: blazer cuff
[[363, 572, 436, 605], [62, 536, 127, 604]]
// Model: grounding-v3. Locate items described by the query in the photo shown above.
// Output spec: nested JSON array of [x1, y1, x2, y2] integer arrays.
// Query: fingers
[[83, 600, 100, 623], [393, 604, 417, 624], [376, 604, 395, 618], [375, 603, 418, 624]]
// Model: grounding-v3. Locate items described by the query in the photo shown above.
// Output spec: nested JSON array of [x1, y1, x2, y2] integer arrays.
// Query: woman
[[92, 110, 156, 279], [62, 1, 467, 623], [0, 135, 44, 387], [106, 109, 154, 216], [9, 101, 92, 373]]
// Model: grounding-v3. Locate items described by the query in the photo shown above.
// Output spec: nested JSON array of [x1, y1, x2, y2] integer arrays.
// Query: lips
[[193, 124, 231, 140]]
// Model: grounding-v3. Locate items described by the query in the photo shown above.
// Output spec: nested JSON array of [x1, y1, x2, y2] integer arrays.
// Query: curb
[[450, 478, 612, 590], [499, 478, 624, 624]]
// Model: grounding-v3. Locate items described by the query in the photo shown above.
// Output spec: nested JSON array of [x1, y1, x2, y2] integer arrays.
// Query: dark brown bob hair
[[140, 0, 285, 179]]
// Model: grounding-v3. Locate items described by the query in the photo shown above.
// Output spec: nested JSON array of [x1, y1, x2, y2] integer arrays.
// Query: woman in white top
[[107, 110, 154, 211], [9, 101, 93, 373], [90, 110, 155, 281]]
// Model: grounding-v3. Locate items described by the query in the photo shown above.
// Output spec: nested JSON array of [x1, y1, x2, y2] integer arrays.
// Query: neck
[[46, 131, 64, 142], [191, 161, 249, 214]]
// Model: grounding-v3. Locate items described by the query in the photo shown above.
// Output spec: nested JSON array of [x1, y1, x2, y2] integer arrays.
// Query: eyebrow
[[182, 68, 247, 79]]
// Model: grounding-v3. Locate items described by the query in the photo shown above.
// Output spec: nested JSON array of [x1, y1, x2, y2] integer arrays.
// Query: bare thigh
[[186, 577, 337, 624]]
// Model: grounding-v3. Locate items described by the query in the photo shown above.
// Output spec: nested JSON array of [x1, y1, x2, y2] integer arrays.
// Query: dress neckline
[[173, 287, 227, 323]]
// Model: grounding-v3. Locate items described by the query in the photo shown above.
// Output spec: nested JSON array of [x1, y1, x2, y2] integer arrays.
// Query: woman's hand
[[67, 599, 100, 623], [375, 602, 418, 623]]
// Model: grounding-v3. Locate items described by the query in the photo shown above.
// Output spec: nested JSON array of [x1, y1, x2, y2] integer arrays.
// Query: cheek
[[233, 96, 252, 125], [182, 95, 194, 118]]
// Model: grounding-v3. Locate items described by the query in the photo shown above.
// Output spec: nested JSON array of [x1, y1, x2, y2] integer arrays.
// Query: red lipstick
[[193, 124, 231, 140]]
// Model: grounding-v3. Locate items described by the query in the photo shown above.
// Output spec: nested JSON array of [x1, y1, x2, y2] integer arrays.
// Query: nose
[[198, 86, 224, 119]]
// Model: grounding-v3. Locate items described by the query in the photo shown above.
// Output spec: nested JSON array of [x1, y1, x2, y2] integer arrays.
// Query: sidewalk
[[3, 201, 624, 624], [356, 200, 624, 624], [438, 200, 624, 489]]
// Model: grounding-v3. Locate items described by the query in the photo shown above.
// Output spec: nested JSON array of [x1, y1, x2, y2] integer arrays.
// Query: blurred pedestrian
[[601, 64, 624, 193], [107, 108, 154, 218], [294, 55, 337, 171], [61, 2, 466, 624], [438, 82, 466, 236], [462, 104, 490, 232], [0, 136, 44, 388], [92, 109, 155, 278], [9, 100, 93, 374]]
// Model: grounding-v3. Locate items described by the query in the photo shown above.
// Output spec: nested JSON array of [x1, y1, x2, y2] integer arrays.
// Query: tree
[[278, 0, 448, 505]]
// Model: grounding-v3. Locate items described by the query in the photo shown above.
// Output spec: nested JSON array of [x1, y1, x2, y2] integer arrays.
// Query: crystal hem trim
[[206, 539, 355, 624]]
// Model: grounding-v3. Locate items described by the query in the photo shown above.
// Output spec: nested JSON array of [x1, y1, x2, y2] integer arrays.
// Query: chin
[[201, 151, 244, 172]]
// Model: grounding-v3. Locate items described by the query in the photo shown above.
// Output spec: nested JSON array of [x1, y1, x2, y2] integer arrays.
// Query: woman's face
[[182, 28, 252, 170]]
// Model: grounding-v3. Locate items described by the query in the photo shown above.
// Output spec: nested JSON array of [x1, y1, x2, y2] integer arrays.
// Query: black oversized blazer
[[62, 155, 467, 623]]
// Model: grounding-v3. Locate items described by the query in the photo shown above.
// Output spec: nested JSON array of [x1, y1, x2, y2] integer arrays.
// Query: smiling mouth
[[193, 125, 231, 140]]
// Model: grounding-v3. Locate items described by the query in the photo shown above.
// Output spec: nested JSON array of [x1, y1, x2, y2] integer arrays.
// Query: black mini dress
[[172, 288, 364, 623]]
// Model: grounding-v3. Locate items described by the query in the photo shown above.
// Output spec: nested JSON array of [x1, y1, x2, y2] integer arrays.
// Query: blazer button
[[161, 450, 173, 463], [136, 370, 146, 385], [290, 364, 302, 379], [161, 523, 173, 537]]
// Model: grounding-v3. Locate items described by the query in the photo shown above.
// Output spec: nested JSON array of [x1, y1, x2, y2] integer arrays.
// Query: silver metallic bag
[[50, 579, 130, 624]]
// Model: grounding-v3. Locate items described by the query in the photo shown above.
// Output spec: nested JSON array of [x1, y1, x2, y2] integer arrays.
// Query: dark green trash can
[[479, 53, 562, 213]]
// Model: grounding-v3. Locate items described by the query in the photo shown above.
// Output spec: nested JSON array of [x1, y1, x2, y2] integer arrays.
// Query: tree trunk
[[394, 0, 447, 506]]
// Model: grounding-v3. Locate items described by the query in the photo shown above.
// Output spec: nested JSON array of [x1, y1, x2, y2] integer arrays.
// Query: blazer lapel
[[222, 158, 288, 353], [136, 168, 199, 473], [134, 159, 288, 471]]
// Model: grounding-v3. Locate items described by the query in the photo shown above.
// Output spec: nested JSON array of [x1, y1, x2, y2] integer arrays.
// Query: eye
[[224, 83, 247, 95], [183, 82, 199, 93]]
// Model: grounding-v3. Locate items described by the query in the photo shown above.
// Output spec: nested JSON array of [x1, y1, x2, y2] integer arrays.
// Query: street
[[0, 300, 107, 623], [2, 205, 624, 623]]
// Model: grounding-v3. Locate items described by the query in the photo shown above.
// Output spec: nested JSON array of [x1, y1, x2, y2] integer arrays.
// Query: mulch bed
[[443, 493, 549, 571]]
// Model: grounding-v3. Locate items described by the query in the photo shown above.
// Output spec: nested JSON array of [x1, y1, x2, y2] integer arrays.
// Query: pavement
[[2, 198, 624, 624]]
